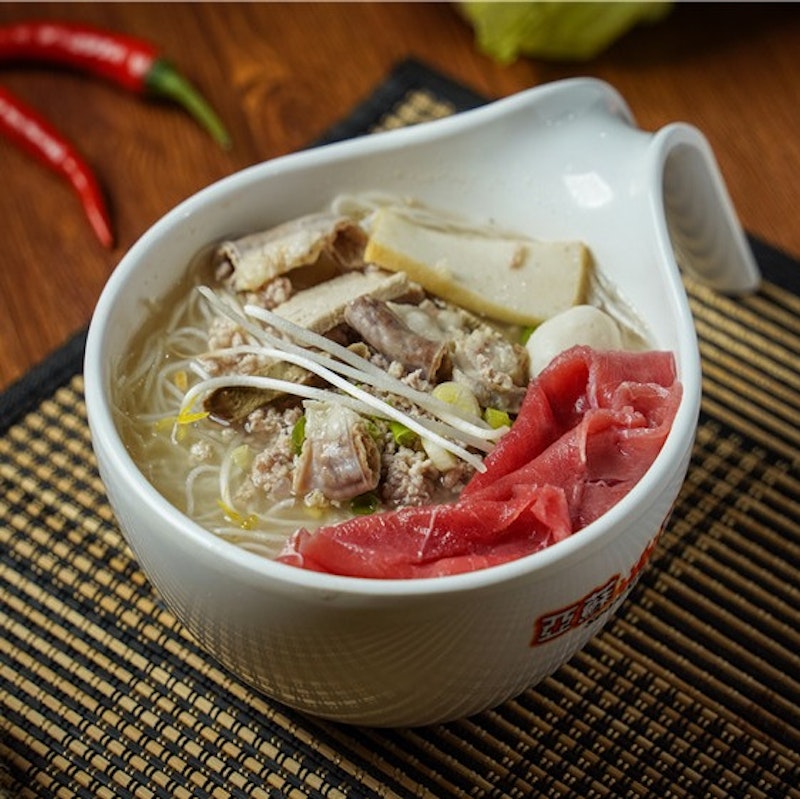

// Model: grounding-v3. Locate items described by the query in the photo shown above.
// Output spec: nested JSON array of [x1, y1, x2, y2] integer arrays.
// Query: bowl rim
[[84, 79, 701, 599]]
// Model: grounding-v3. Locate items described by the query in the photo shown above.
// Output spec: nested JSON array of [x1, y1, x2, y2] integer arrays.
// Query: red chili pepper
[[0, 20, 230, 148], [0, 83, 114, 247]]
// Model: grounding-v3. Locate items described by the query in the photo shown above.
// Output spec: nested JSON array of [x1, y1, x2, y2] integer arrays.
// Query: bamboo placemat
[[2, 60, 799, 799]]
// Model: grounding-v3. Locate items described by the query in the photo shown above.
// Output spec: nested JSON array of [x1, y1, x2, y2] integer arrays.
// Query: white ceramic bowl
[[84, 78, 758, 727]]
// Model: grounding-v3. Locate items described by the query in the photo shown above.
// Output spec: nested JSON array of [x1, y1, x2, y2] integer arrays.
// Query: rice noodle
[[185, 464, 218, 517]]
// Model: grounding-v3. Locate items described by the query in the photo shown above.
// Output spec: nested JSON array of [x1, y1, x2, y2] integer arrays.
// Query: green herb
[[389, 420, 418, 447], [484, 407, 512, 429], [291, 415, 307, 455], [520, 324, 538, 345], [350, 492, 379, 515], [365, 418, 383, 442], [231, 444, 253, 471]]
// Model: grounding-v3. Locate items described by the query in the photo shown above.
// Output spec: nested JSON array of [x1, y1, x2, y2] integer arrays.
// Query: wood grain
[[1, 2, 798, 390]]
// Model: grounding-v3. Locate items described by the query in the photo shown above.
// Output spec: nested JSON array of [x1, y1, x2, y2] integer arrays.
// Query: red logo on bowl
[[530, 534, 659, 646]]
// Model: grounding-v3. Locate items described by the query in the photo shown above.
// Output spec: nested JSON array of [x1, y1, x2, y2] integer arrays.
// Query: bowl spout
[[653, 123, 760, 295]]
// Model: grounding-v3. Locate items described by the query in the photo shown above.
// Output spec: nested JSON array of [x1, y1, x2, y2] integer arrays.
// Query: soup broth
[[115, 194, 650, 561]]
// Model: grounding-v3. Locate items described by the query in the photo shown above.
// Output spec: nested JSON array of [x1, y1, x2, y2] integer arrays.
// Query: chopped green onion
[[520, 324, 539, 345], [389, 420, 418, 447], [484, 407, 512, 429], [365, 418, 383, 441], [177, 408, 209, 425], [231, 444, 252, 471], [432, 381, 481, 418], [350, 492, 379, 515], [173, 370, 188, 392], [291, 415, 307, 455]]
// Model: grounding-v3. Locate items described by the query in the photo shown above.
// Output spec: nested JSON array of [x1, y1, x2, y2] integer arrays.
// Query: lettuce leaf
[[460, 1, 672, 63]]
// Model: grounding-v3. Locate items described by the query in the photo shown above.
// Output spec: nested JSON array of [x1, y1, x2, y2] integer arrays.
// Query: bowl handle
[[653, 123, 761, 295]]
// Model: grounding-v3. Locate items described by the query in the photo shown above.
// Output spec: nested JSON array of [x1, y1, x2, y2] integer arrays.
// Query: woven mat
[[2, 60, 799, 799]]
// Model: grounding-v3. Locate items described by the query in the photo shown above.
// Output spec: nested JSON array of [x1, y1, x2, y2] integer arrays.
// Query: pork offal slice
[[215, 212, 367, 292], [204, 271, 413, 424]]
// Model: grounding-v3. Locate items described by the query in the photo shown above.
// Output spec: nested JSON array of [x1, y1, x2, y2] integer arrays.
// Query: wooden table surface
[[1, 2, 798, 391]]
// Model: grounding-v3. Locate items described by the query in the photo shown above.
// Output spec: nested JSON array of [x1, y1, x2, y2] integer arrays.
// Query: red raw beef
[[277, 346, 682, 578], [465, 346, 679, 493], [281, 484, 571, 578]]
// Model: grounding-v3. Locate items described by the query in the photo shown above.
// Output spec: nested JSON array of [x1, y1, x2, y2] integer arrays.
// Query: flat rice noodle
[[278, 345, 682, 579]]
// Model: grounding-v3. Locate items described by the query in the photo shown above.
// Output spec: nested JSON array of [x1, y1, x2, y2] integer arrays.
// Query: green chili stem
[[145, 59, 231, 149]]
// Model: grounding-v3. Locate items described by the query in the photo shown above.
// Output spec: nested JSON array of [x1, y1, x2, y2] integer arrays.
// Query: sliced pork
[[292, 401, 381, 502], [215, 212, 367, 292], [344, 296, 450, 382]]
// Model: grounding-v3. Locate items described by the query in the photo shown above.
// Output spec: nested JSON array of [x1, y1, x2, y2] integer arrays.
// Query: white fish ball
[[527, 305, 623, 377]]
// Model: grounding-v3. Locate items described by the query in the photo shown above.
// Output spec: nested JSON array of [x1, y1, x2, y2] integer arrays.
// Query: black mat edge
[[749, 236, 800, 295], [311, 57, 486, 146], [0, 326, 87, 436]]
